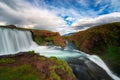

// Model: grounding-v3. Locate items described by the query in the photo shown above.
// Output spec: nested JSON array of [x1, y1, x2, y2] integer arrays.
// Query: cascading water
[[0, 28, 36, 55], [32, 41, 120, 80], [0, 28, 119, 80], [87, 55, 120, 80]]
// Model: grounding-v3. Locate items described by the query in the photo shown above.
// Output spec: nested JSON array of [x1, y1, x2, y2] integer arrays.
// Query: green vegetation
[[38, 56, 46, 61], [34, 37, 46, 45], [28, 50, 39, 55], [48, 57, 75, 80], [0, 58, 15, 63], [0, 52, 75, 80], [102, 45, 120, 65], [28, 50, 35, 53], [31, 29, 56, 45], [49, 66, 61, 80], [107, 46, 120, 60], [31, 29, 65, 47], [34, 37, 55, 45], [0, 64, 43, 80], [100, 45, 120, 74]]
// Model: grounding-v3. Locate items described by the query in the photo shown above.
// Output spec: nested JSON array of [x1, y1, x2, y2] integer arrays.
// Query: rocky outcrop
[[31, 30, 66, 48], [53, 32, 66, 48], [67, 22, 120, 75], [0, 24, 16, 29], [0, 52, 75, 80], [68, 22, 120, 54]]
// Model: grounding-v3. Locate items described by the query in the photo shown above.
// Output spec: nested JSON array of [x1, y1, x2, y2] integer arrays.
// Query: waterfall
[[0, 28, 119, 80], [32, 46, 120, 80], [87, 55, 120, 80], [64, 40, 76, 50], [0, 28, 36, 55]]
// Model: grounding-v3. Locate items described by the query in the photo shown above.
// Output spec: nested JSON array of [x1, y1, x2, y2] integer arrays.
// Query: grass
[[34, 37, 46, 45], [0, 64, 44, 80], [48, 57, 75, 80], [102, 45, 120, 66], [0, 58, 15, 64], [34, 35, 56, 45], [28, 50, 35, 53], [0, 52, 75, 80], [49, 66, 61, 80], [39, 56, 46, 61]]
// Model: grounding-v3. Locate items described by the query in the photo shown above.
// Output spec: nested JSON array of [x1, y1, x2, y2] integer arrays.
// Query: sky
[[0, 0, 120, 35]]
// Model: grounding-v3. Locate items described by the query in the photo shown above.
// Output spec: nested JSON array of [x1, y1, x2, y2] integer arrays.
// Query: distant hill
[[63, 33, 75, 36], [67, 22, 120, 75]]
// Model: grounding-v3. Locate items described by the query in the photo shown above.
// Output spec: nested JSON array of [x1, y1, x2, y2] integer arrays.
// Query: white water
[[0, 28, 119, 80], [32, 46, 120, 80], [0, 28, 37, 55], [87, 55, 120, 80], [32, 46, 84, 58]]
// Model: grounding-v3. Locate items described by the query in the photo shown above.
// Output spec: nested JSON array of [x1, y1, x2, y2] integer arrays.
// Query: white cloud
[[98, 5, 109, 13], [95, 0, 102, 6], [0, 0, 120, 35], [78, 0, 88, 7], [71, 12, 120, 30], [0, 0, 66, 31], [0, 22, 6, 25], [65, 17, 75, 22]]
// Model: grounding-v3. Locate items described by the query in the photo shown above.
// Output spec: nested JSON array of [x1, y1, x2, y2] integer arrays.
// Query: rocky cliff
[[67, 22, 120, 75], [31, 30, 66, 48]]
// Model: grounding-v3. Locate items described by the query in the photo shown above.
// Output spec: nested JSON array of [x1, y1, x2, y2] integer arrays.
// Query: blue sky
[[0, 0, 120, 34]]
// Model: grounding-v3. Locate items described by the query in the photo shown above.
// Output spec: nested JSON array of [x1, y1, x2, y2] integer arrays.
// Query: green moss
[[28, 50, 35, 53], [49, 56, 58, 60], [0, 53, 75, 80], [0, 64, 44, 80], [45, 36, 56, 41], [49, 66, 61, 80], [39, 56, 46, 60], [0, 58, 15, 63], [49, 57, 75, 79], [102, 45, 120, 65], [107, 46, 120, 59], [28, 50, 39, 55], [34, 35, 57, 45], [34, 37, 46, 45]]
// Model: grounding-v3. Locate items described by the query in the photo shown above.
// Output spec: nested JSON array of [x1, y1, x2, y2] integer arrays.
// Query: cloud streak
[[70, 12, 120, 32], [0, 0, 120, 34], [0, 0, 66, 31]]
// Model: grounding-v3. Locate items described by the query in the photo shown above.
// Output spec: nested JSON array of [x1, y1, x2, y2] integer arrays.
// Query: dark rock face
[[7, 25, 16, 28], [0, 24, 16, 29], [66, 57, 113, 80]]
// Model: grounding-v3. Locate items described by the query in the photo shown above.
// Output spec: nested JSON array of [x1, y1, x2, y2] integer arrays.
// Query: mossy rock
[[0, 52, 75, 80]]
